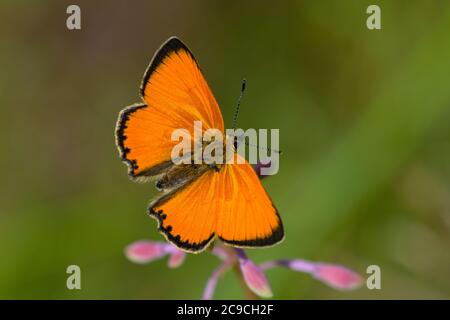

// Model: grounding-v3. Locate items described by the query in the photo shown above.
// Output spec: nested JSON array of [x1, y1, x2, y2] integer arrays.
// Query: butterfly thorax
[[155, 136, 236, 192]]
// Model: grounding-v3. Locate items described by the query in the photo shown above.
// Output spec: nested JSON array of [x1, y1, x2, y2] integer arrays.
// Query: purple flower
[[125, 241, 363, 299], [252, 161, 272, 179]]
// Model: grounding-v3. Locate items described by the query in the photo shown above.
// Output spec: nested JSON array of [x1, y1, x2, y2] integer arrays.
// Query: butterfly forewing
[[116, 37, 224, 180]]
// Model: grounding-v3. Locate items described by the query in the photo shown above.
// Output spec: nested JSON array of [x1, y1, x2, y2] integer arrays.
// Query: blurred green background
[[0, 0, 449, 299]]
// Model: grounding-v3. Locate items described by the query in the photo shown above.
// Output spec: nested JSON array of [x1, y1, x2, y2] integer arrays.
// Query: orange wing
[[216, 157, 284, 248], [116, 37, 224, 180], [149, 155, 284, 252]]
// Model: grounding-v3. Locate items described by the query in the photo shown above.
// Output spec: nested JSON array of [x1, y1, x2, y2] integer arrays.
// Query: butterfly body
[[155, 163, 210, 191], [116, 37, 284, 252]]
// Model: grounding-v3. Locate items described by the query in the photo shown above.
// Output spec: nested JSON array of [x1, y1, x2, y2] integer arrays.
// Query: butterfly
[[115, 37, 284, 253]]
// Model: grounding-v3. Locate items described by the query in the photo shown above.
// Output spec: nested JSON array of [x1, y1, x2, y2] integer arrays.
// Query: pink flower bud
[[125, 240, 168, 264], [261, 259, 363, 292], [239, 255, 273, 298], [313, 263, 364, 291]]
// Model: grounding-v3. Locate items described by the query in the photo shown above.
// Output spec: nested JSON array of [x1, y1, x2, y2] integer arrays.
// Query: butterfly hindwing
[[149, 169, 218, 252], [216, 156, 284, 248], [149, 155, 284, 253]]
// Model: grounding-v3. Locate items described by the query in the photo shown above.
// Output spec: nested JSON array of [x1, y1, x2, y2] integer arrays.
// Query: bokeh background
[[0, 0, 449, 299]]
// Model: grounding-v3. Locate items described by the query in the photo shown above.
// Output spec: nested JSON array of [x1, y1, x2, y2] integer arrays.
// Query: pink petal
[[313, 263, 364, 291], [202, 262, 230, 300], [211, 246, 230, 261], [125, 240, 168, 264], [167, 250, 186, 268], [239, 258, 273, 298]]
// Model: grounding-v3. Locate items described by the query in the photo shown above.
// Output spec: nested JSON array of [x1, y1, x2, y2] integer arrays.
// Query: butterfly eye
[[208, 163, 221, 172], [233, 136, 239, 150], [155, 180, 164, 191]]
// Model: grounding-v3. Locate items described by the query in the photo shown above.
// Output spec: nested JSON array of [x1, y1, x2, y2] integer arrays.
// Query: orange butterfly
[[116, 37, 284, 253]]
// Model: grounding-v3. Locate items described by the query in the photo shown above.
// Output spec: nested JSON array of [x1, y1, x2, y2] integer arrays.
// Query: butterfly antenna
[[245, 141, 282, 154], [232, 78, 247, 130], [231, 78, 282, 155]]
